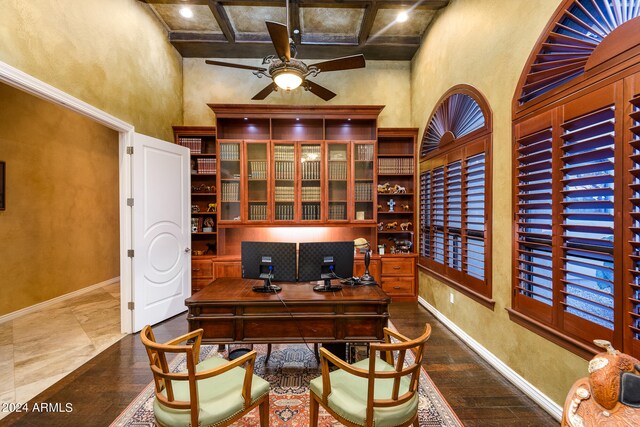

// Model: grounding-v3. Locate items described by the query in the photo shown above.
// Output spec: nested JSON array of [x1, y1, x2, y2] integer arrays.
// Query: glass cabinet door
[[300, 143, 322, 221], [246, 142, 268, 221], [219, 142, 241, 221], [353, 142, 375, 221], [327, 143, 348, 221], [273, 143, 295, 221]]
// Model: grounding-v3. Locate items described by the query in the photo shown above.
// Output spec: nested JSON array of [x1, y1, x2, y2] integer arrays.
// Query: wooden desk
[[185, 278, 391, 344]]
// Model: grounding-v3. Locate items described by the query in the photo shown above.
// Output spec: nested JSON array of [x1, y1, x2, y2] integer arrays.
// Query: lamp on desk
[[354, 238, 377, 286]]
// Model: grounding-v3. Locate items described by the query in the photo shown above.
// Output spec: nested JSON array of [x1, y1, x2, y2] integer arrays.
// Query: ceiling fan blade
[[265, 21, 291, 62], [252, 82, 278, 100], [310, 54, 366, 73], [304, 80, 336, 101], [205, 60, 266, 72]]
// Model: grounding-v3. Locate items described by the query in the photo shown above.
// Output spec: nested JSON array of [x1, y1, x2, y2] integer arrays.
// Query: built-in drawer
[[380, 277, 414, 295], [192, 260, 213, 278], [192, 278, 213, 293], [381, 258, 414, 276]]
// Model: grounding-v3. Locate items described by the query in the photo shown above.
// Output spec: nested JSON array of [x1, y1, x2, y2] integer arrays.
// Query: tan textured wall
[[0, 83, 119, 316], [0, 0, 183, 141], [183, 58, 410, 128], [412, 0, 587, 405]]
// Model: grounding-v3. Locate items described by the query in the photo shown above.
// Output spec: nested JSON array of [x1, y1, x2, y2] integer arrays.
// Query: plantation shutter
[[514, 111, 555, 323], [560, 86, 620, 344], [420, 171, 431, 261], [420, 143, 489, 296], [626, 73, 640, 355]]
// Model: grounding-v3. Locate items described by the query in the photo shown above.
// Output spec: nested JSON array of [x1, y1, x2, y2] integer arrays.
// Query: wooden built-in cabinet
[[176, 107, 418, 301]]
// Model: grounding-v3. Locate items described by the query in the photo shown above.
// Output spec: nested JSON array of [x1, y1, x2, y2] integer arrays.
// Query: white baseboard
[[418, 296, 563, 421], [0, 277, 120, 324]]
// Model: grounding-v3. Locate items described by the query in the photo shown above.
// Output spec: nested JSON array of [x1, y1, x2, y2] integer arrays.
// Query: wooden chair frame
[[310, 323, 432, 427], [140, 326, 269, 427]]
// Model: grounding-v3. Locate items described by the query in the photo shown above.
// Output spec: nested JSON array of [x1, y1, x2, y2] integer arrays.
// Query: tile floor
[[0, 282, 124, 420]]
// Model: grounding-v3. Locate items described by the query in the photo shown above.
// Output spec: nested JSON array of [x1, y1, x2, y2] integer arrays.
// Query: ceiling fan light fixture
[[273, 69, 303, 91]]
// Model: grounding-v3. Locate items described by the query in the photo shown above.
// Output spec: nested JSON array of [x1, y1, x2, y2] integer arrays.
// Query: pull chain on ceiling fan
[[205, 0, 366, 101]]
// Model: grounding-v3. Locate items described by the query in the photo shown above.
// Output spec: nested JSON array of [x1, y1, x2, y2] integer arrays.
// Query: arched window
[[419, 85, 493, 307], [511, 0, 640, 359]]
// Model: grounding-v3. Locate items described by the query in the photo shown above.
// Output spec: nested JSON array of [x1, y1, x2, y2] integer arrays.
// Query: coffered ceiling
[[140, 0, 449, 60]]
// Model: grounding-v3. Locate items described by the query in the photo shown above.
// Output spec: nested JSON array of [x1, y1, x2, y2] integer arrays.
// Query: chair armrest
[[318, 347, 371, 402], [383, 327, 410, 344], [195, 349, 258, 407]]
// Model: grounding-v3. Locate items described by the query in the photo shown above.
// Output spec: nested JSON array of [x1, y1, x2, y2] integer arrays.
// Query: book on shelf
[[275, 161, 295, 180], [275, 203, 294, 220], [329, 203, 346, 220], [249, 204, 267, 220], [196, 158, 216, 174], [329, 162, 347, 180], [302, 204, 320, 220], [356, 144, 374, 161], [220, 144, 239, 160], [249, 160, 267, 179], [355, 182, 373, 201], [179, 137, 202, 154], [221, 182, 240, 201], [378, 158, 414, 174], [274, 145, 295, 161]]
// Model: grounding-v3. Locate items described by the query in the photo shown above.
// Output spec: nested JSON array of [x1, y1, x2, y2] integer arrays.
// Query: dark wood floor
[[2, 302, 558, 426]]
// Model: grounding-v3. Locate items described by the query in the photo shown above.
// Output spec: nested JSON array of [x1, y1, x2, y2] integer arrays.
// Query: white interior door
[[131, 132, 190, 331]]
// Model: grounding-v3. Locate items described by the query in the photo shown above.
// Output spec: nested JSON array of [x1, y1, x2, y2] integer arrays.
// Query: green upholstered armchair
[[140, 325, 270, 427], [309, 323, 432, 427]]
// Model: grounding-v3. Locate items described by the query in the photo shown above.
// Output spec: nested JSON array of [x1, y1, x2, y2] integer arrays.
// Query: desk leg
[[265, 344, 272, 363]]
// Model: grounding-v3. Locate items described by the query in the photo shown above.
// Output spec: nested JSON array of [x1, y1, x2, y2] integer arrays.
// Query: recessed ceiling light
[[396, 11, 409, 23], [179, 7, 194, 19]]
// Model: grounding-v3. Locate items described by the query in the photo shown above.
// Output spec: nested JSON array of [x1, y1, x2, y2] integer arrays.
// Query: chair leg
[[309, 393, 319, 427], [413, 417, 419, 426], [259, 396, 270, 427], [313, 343, 319, 363]]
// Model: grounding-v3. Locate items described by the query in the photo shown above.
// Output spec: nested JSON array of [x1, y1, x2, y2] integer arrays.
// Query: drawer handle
[[393, 266, 401, 270], [193, 268, 201, 272], [393, 286, 401, 289]]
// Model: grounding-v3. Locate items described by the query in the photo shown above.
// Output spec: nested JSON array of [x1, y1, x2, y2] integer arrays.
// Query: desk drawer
[[192, 278, 213, 292], [381, 258, 414, 276], [192, 260, 213, 278], [381, 277, 414, 295]]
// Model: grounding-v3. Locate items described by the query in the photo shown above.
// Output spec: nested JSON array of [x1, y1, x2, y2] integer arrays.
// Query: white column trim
[[418, 296, 563, 421], [0, 60, 135, 334]]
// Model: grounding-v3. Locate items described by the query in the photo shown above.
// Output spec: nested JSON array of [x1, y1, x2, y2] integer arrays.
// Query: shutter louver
[[516, 127, 554, 306], [561, 105, 615, 329], [432, 166, 446, 264], [629, 93, 640, 342], [420, 171, 431, 259], [446, 161, 463, 270], [465, 153, 486, 280]]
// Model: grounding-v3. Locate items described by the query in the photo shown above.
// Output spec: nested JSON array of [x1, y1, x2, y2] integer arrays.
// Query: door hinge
[[126, 146, 134, 155], [128, 302, 135, 310], [127, 198, 134, 207], [128, 249, 134, 257]]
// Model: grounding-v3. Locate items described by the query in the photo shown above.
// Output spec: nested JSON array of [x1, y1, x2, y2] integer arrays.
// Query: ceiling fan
[[205, 4, 365, 101]]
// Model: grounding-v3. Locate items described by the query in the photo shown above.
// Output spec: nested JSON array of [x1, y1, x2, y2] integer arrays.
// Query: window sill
[[506, 308, 598, 360], [417, 264, 495, 310]]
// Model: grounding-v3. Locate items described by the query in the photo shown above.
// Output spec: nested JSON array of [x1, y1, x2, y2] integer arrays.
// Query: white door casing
[[131, 133, 190, 331]]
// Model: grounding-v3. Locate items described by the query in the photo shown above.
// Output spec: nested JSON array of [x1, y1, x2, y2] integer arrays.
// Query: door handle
[[185, 247, 191, 253]]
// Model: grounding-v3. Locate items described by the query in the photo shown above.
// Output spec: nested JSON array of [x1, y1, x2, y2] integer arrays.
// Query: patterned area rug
[[110, 343, 462, 426]]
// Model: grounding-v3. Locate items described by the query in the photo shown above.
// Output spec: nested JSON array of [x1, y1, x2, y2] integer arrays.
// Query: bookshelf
[[173, 126, 217, 291]]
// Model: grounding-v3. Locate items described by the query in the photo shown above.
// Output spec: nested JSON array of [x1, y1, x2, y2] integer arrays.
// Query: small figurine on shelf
[[207, 203, 217, 213], [377, 221, 384, 231], [388, 237, 412, 253], [191, 218, 198, 233], [377, 182, 391, 193], [401, 204, 410, 211], [377, 204, 383, 211], [192, 205, 200, 213], [393, 184, 406, 194], [400, 221, 412, 231], [203, 217, 215, 232], [387, 198, 396, 212], [386, 221, 398, 230]]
